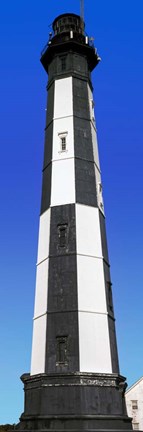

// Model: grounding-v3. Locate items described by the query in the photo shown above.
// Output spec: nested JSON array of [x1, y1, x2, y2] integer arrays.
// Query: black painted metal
[[41, 13, 99, 74], [52, 13, 85, 36], [40, 163, 52, 215], [45, 204, 79, 374], [74, 117, 94, 161], [75, 158, 97, 206], [19, 373, 132, 431]]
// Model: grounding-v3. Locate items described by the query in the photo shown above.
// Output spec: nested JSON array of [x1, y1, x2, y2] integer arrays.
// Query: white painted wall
[[51, 158, 75, 207], [125, 378, 143, 430], [31, 314, 47, 375], [76, 204, 102, 258], [78, 312, 112, 373], [52, 116, 74, 161], [50, 76, 75, 207], [54, 77, 73, 119], [34, 260, 49, 318], [37, 209, 51, 264], [76, 204, 112, 373], [77, 255, 107, 313], [31, 209, 50, 374]]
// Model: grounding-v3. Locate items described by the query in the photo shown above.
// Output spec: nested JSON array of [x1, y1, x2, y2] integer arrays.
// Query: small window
[[133, 424, 139, 430], [58, 132, 68, 152], [61, 56, 66, 71], [132, 400, 138, 410], [56, 336, 68, 365], [61, 136, 66, 151], [58, 224, 68, 248]]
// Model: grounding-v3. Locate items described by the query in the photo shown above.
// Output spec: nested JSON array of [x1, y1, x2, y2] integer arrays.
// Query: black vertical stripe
[[45, 81, 55, 128], [40, 164, 52, 215], [102, 260, 120, 374], [108, 317, 120, 373], [73, 77, 90, 119], [45, 204, 79, 374], [74, 117, 94, 161], [73, 76, 97, 207], [43, 123, 53, 169], [49, 204, 76, 257], [75, 158, 97, 206], [40, 81, 55, 215], [99, 211, 109, 263]]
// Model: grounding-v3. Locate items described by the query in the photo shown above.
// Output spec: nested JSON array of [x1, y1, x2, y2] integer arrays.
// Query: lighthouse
[[19, 13, 133, 432]]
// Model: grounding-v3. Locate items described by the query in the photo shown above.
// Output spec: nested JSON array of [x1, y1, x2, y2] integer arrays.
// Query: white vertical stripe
[[78, 312, 112, 373], [51, 77, 75, 207], [77, 255, 107, 313], [31, 208, 50, 375], [33, 259, 49, 318], [51, 159, 75, 207], [54, 77, 73, 119], [52, 116, 74, 161], [76, 203, 112, 372], [37, 209, 51, 264], [30, 315, 47, 375], [76, 204, 102, 257]]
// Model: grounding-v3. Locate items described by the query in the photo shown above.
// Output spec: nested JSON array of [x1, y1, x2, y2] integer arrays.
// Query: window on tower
[[58, 224, 68, 248], [61, 136, 66, 151], [58, 132, 68, 152], [56, 336, 68, 365], [61, 56, 66, 71]]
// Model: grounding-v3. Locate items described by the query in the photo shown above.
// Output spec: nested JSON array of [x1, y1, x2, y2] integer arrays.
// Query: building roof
[[126, 376, 143, 394]]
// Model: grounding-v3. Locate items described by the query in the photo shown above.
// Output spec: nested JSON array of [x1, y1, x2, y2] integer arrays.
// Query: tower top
[[52, 13, 85, 36], [41, 13, 100, 74]]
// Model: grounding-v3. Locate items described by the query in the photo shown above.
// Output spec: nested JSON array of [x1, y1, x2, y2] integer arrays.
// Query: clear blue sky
[[0, 0, 143, 425]]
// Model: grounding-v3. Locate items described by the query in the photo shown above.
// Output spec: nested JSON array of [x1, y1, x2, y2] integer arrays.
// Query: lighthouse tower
[[19, 13, 133, 432]]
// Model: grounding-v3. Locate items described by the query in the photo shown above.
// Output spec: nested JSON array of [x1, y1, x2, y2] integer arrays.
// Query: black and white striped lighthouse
[[19, 13, 133, 432]]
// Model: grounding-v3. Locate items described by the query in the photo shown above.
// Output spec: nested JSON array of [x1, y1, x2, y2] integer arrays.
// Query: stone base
[[18, 372, 133, 431]]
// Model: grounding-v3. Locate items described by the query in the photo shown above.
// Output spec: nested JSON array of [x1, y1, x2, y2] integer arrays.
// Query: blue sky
[[0, 0, 143, 424]]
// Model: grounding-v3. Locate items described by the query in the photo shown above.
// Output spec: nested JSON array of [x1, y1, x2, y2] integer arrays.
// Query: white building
[[125, 377, 143, 430]]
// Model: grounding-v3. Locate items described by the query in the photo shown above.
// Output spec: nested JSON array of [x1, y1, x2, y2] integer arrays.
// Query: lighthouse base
[[18, 372, 133, 431]]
